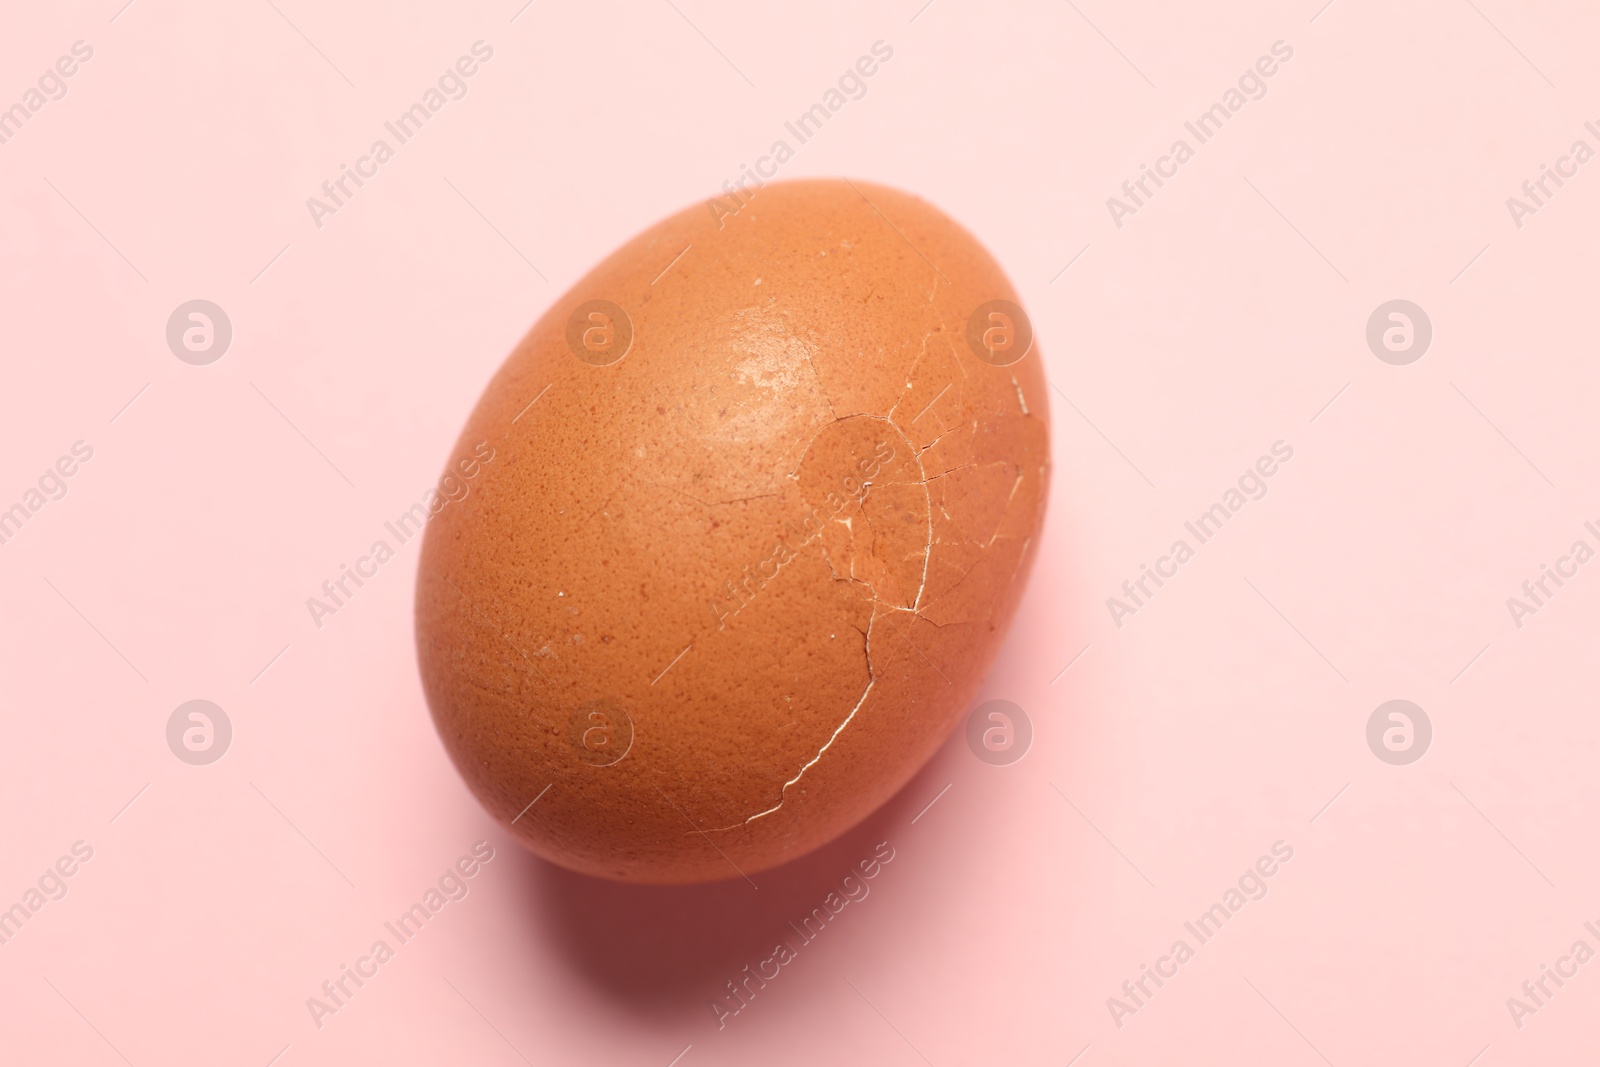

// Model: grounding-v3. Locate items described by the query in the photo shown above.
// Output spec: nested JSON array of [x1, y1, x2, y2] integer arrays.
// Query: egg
[[415, 179, 1050, 883]]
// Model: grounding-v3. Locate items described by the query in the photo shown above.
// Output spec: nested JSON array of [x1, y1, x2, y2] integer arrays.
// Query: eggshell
[[416, 179, 1049, 883]]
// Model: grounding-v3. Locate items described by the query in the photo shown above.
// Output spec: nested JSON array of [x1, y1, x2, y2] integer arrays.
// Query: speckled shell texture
[[416, 179, 1050, 883]]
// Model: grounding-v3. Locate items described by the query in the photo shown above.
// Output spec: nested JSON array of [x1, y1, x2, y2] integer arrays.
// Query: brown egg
[[415, 179, 1049, 883]]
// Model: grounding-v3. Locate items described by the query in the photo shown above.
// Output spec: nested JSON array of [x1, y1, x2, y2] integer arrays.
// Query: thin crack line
[[1450, 382, 1555, 488], [712, 643, 878, 832], [1066, 1043, 1093, 1067], [913, 423, 965, 459], [1050, 781, 1156, 888], [1464, 1042, 1491, 1067], [1048, 378, 1155, 487], [799, 343, 839, 421], [110, 0, 139, 21], [892, 413, 936, 612], [1242, 176, 1347, 282], [1451, 781, 1555, 888], [251, 781, 357, 889], [664, 1043, 693, 1067], [1243, 576, 1349, 682], [444, 177, 549, 281], [42, 576, 148, 682], [264, 1042, 292, 1067], [250, 382, 357, 488], [879, 611, 949, 685], [656, 786, 758, 888], [510, 0, 537, 22], [1309, 0, 1337, 21]]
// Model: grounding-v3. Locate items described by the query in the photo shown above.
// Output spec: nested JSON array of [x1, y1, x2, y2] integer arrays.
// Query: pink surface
[[3, 1, 1598, 1064]]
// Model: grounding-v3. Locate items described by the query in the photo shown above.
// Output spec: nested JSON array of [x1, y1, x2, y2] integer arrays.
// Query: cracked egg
[[416, 179, 1049, 883]]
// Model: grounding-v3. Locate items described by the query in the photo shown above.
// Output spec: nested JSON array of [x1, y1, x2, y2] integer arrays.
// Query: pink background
[[3, 1, 1598, 1063]]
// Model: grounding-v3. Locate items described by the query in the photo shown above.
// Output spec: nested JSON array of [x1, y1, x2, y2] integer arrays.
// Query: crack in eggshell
[[696, 413, 934, 831], [687, 324, 1043, 830], [697, 409, 987, 830], [699, 614, 881, 832], [415, 179, 1051, 882]]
